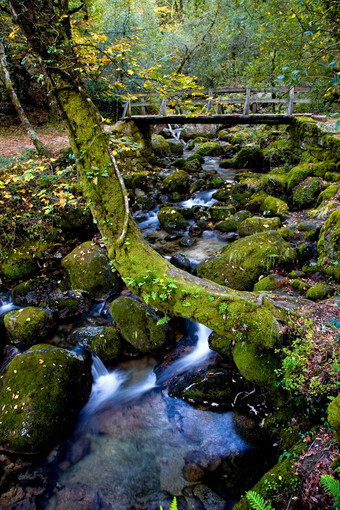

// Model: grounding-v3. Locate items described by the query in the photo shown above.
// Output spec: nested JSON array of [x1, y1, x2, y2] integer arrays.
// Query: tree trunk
[[0, 40, 51, 158], [8, 0, 290, 344]]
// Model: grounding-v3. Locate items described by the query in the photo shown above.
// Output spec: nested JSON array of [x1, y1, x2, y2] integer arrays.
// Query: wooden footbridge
[[121, 86, 312, 126]]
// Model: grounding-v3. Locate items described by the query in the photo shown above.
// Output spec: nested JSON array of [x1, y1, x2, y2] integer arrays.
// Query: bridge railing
[[121, 86, 312, 119]]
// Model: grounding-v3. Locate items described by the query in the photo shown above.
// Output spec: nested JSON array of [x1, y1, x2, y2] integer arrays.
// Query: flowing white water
[[180, 189, 217, 209], [0, 297, 17, 315]]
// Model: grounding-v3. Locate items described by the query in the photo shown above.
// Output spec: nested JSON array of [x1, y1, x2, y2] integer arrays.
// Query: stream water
[[0, 151, 270, 509]]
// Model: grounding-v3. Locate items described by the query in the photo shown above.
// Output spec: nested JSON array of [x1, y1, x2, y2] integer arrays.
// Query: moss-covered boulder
[[56, 204, 93, 235], [70, 326, 123, 364], [162, 170, 190, 193], [287, 163, 312, 191], [211, 205, 236, 221], [4, 307, 57, 348], [290, 279, 310, 293], [158, 207, 188, 232], [62, 241, 120, 299], [151, 134, 171, 157], [197, 231, 296, 290], [195, 141, 223, 156], [0, 344, 91, 453], [231, 146, 265, 171], [316, 184, 339, 206], [167, 138, 184, 155], [238, 216, 281, 237], [12, 273, 69, 307], [259, 196, 289, 218], [328, 393, 340, 442], [253, 274, 281, 291], [291, 177, 325, 209], [43, 289, 92, 321], [232, 342, 280, 387], [215, 210, 252, 233], [182, 158, 202, 174], [0, 251, 37, 281], [317, 209, 340, 281], [110, 296, 171, 353], [305, 283, 333, 301]]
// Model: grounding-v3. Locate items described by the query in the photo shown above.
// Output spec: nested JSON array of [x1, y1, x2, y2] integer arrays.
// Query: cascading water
[[0, 296, 17, 314]]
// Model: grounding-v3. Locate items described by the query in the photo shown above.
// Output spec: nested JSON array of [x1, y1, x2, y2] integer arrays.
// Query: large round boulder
[[110, 296, 172, 353], [197, 231, 296, 290], [0, 345, 92, 453], [4, 307, 57, 348], [162, 170, 190, 193], [238, 216, 281, 237], [70, 326, 123, 364], [151, 134, 171, 157], [195, 141, 223, 156], [62, 241, 120, 299]]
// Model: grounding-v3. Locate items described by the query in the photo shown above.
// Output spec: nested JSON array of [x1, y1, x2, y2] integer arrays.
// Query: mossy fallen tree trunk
[[9, 0, 294, 346]]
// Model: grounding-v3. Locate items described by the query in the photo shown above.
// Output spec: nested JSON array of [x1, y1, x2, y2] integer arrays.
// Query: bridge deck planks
[[127, 114, 295, 125]]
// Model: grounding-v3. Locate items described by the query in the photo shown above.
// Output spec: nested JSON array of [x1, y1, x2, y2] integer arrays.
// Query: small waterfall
[[0, 297, 17, 315], [180, 189, 217, 209], [167, 124, 183, 141], [83, 355, 128, 414]]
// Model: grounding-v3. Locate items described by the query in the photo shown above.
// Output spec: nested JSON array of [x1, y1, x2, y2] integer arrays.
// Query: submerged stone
[[0, 344, 92, 453]]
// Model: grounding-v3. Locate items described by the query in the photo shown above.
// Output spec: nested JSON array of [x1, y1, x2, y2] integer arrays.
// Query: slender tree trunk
[[0, 40, 50, 158], [8, 0, 290, 345]]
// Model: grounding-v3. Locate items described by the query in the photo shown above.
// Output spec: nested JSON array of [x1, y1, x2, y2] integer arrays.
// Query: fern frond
[[169, 497, 178, 510], [320, 475, 340, 509], [246, 490, 274, 510]]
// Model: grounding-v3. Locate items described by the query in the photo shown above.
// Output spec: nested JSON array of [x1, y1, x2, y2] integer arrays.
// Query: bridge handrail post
[[159, 97, 167, 116], [122, 100, 130, 119], [206, 88, 213, 113], [288, 86, 295, 115], [243, 87, 251, 115]]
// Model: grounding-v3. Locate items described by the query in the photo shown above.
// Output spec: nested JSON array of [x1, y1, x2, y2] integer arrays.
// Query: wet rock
[[4, 307, 57, 348], [69, 326, 123, 364], [197, 231, 296, 291], [152, 134, 171, 157], [0, 344, 92, 453], [54, 483, 112, 510], [0, 251, 37, 281], [192, 205, 211, 222], [62, 241, 120, 299], [42, 290, 92, 321], [158, 207, 188, 233], [181, 125, 216, 140], [189, 224, 203, 237], [238, 216, 281, 237], [215, 210, 251, 233], [297, 241, 316, 262], [290, 279, 310, 293], [170, 254, 191, 273], [135, 194, 157, 211], [211, 205, 236, 221], [12, 272, 69, 307], [230, 146, 265, 172], [195, 142, 223, 157], [168, 138, 184, 155], [162, 170, 190, 194], [110, 296, 173, 353], [179, 237, 196, 247], [193, 484, 226, 510], [253, 274, 283, 291]]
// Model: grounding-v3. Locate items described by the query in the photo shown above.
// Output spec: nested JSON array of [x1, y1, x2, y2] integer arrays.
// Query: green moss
[[90, 327, 123, 364], [4, 307, 56, 348], [231, 146, 265, 171], [197, 231, 296, 291], [167, 138, 183, 155], [232, 342, 280, 386], [286, 163, 312, 191], [259, 196, 289, 218], [1, 251, 37, 281], [182, 158, 202, 173], [316, 185, 339, 206], [195, 141, 223, 156], [0, 344, 91, 453], [158, 206, 188, 232], [328, 394, 340, 442], [325, 171, 340, 182], [253, 274, 280, 291], [306, 283, 333, 301], [110, 296, 170, 353], [162, 169, 190, 193], [246, 191, 269, 212], [290, 279, 310, 293], [238, 216, 281, 237], [151, 134, 171, 157], [313, 161, 337, 177], [216, 210, 252, 233], [211, 205, 236, 221], [292, 177, 325, 210], [317, 209, 340, 282], [62, 241, 120, 298]]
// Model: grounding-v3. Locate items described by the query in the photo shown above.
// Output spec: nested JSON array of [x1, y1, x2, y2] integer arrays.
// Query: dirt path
[[0, 127, 69, 158]]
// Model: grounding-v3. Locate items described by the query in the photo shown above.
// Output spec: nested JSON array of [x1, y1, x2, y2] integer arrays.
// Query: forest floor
[[0, 125, 68, 157]]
